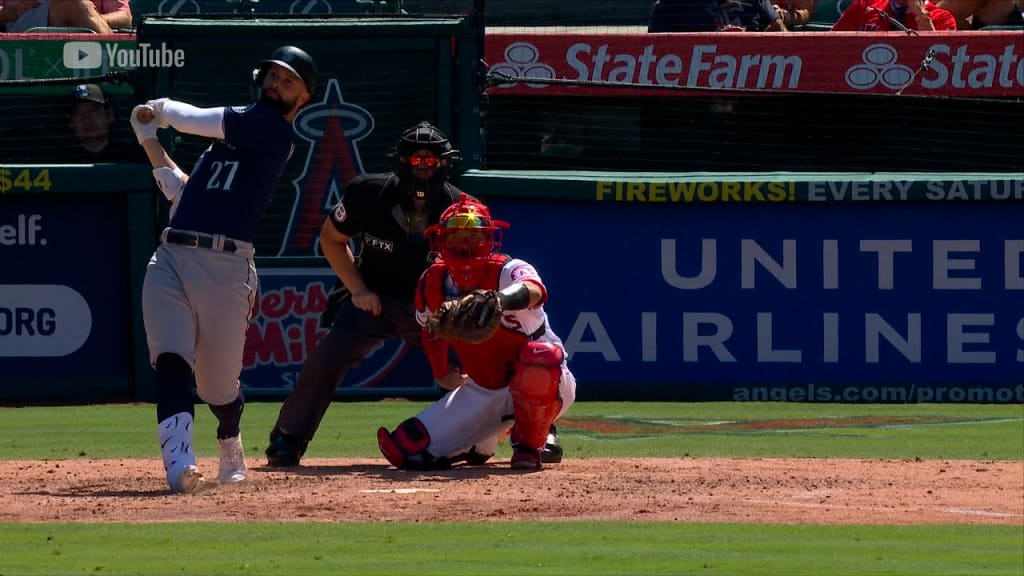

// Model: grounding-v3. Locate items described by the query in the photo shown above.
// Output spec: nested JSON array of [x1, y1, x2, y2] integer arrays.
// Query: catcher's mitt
[[425, 289, 502, 344]]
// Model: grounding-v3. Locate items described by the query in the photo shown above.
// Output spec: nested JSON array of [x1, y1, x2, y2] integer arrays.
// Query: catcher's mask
[[390, 121, 462, 198], [391, 121, 461, 162], [427, 194, 509, 290]]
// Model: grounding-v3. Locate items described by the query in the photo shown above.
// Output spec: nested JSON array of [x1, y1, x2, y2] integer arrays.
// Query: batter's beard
[[260, 92, 300, 117]]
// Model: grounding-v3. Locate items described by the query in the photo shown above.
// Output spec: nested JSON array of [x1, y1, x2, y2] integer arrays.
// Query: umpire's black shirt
[[329, 172, 463, 303]]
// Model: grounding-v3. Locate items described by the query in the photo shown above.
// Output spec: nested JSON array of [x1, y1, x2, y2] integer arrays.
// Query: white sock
[[158, 412, 197, 479]]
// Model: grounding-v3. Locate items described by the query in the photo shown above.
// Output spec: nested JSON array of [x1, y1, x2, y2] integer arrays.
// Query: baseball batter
[[377, 195, 577, 471], [132, 46, 318, 494]]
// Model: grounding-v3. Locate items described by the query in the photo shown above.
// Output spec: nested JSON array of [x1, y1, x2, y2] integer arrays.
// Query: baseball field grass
[[0, 401, 1021, 575]]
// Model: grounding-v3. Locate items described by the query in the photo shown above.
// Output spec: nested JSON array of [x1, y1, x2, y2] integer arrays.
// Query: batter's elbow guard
[[153, 167, 186, 203]]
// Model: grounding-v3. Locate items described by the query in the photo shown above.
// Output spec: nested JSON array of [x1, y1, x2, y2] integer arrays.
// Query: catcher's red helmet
[[427, 194, 509, 289]]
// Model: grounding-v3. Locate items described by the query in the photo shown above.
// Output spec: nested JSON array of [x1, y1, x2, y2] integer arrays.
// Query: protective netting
[[402, 0, 653, 26], [0, 80, 143, 165], [482, 92, 1024, 173], [2, 8, 1021, 178]]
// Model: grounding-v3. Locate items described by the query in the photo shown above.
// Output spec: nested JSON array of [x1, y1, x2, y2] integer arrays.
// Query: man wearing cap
[[64, 84, 142, 164], [129, 46, 318, 494]]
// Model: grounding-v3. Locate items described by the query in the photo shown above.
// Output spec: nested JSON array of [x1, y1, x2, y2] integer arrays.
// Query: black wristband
[[497, 283, 531, 311]]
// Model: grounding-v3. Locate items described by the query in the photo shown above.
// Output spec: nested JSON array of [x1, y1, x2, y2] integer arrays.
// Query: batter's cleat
[[511, 445, 543, 471], [265, 430, 307, 467], [217, 434, 248, 484], [541, 424, 563, 464], [171, 465, 217, 495]]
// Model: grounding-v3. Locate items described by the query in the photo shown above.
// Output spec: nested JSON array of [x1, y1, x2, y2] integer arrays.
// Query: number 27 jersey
[[168, 101, 295, 243]]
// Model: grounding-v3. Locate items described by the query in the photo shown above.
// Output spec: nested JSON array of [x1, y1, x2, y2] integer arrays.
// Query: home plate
[[360, 488, 441, 494]]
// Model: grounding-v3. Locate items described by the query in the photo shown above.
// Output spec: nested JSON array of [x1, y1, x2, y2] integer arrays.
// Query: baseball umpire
[[135, 46, 318, 494], [266, 122, 494, 467]]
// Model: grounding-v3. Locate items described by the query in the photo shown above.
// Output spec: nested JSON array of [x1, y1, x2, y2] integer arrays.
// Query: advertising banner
[[0, 34, 136, 83], [0, 195, 130, 381], [487, 197, 1024, 402], [240, 268, 436, 397], [485, 31, 1024, 98]]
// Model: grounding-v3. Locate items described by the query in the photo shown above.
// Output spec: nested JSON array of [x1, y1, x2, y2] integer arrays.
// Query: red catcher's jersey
[[416, 254, 564, 390]]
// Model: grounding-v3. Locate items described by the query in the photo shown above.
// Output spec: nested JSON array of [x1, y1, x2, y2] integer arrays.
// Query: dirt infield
[[1, 457, 1021, 525]]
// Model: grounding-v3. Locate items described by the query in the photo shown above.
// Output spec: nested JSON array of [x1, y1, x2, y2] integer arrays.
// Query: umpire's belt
[[164, 229, 239, 253]]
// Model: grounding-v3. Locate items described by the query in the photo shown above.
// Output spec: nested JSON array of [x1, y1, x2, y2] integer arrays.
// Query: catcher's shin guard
[[377, 418, 450, 470], [509, 341, 564, 451]]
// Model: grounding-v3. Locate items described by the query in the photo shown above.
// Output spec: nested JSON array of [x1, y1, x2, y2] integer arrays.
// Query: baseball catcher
[[377, 195, 577, 471]]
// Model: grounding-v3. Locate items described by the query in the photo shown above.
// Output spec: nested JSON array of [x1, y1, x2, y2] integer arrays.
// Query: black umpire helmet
[[254, 45, 318, 95], [391, 121, 461, 162]]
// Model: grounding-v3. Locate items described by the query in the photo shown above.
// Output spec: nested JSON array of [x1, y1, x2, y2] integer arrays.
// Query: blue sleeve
[[222, 102, 285, 150]]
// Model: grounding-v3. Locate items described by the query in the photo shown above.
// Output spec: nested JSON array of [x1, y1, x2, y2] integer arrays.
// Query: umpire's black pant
[[272, 293, 423, 443]]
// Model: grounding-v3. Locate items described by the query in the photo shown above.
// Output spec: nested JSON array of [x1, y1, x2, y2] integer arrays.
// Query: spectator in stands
[[937, 0, 1023, 28], [64, 83, 143, 164], [0, 0, 112, 33], [92, 0, 131, 30], [648, 0, 787, 32], [774, 0, 817, 27], [831, 0, 957, 30]]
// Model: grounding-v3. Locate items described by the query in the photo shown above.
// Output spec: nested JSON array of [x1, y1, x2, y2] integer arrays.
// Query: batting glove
[[130, 104, 160, 144], [145, 98, 172, 128]]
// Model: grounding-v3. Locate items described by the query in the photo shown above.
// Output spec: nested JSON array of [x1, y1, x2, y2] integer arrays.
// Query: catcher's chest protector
[[422, 254, 510, 310]]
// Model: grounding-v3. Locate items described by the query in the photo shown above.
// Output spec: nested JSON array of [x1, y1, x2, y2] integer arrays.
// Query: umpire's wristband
[[497, 283, 531, 311]]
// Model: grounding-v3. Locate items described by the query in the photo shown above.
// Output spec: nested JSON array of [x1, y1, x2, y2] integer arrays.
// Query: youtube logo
[[63, 42, 102, 70]]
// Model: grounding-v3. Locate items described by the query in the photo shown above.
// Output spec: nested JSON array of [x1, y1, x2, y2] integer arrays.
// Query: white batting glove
[[152, 166, 186, 203], [145, 97, 172, 128], [130, 104, 160, 144]]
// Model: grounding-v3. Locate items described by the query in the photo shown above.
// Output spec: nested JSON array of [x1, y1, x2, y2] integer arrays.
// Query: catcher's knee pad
[[377, 418, 450, 470], [509, 342, 564, 449]]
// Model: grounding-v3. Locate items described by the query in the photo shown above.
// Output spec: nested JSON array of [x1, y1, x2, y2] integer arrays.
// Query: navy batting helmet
[[392, 121, 461, 161], [254, 45, 318, 95]]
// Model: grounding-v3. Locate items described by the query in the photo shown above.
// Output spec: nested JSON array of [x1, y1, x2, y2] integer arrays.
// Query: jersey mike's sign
[[485, 32, 1024, 98], [240, 268, 435, 395], [489, 197, 1024, 402]]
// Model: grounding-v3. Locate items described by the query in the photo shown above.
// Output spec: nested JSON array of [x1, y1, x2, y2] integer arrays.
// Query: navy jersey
[[329, 172, 463, 303], [168, 101, 295, 242]]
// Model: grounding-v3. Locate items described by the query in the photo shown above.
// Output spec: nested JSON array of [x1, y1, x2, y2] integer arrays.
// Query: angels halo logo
[[272, 78, 411, 390], [280, 78, 374, 258]]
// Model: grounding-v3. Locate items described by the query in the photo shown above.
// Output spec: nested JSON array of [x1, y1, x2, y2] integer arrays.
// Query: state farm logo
[[489, 42, 555, 88], [846, 42, 1023, 92], [845, 44, 914, 90]]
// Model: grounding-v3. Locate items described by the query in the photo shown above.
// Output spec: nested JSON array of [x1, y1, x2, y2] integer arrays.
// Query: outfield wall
[[2, 167, 1020, 403], [466, 171, 1024, 403]]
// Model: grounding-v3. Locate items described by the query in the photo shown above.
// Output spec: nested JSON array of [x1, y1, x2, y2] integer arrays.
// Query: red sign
[[485, 31, 1024, 98]]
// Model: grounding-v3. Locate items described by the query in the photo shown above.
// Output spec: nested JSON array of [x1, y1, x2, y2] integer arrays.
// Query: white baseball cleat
[[171, 465, 217, 495], [217, 435, 248, 484]]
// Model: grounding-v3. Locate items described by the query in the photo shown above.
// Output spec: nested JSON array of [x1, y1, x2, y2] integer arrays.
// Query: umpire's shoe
[[540, 424, 563, 464], [265, 428, 307, 467]]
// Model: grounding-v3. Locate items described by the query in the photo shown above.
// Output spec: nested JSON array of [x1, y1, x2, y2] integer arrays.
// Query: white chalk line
[[360, 488, 441, 494]]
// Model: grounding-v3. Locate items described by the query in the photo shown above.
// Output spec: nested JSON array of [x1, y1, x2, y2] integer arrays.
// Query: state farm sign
[[486, 32, 1024, 98]]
